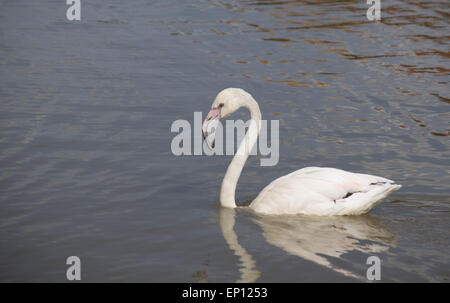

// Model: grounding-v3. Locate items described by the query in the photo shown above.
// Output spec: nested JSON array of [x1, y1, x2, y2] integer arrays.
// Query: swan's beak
[[202, 108, 221, 150]]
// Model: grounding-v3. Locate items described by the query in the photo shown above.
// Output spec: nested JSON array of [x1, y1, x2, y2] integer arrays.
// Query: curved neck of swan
[[220, 96, 261, 208]]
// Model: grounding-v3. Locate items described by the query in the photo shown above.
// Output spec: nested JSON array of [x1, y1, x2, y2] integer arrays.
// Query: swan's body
[[202, 88, 401, 216], [250, 167, 400, 216]]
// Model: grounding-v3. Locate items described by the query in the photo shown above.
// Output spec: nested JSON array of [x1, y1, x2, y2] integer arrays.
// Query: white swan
[[202, 88, 401, 216]]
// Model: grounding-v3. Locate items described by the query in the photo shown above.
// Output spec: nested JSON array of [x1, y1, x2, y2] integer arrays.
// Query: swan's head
[[202, 88, 251, 149]]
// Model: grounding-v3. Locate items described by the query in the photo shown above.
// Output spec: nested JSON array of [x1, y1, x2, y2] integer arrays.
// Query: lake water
[[0, 0, 449, 282]]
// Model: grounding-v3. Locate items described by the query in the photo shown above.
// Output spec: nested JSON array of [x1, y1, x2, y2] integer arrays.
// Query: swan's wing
[[249, 167, 401, 216]]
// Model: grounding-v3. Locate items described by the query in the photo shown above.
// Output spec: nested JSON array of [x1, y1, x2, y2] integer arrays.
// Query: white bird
[[202, 88, 401, 216]]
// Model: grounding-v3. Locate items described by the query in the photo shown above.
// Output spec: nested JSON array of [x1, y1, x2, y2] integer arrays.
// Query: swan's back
[[249, 167, 401, 216]]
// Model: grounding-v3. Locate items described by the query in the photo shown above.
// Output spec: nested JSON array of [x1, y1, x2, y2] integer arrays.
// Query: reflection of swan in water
[[219, 207, 396, 281], [252, 212, 396, 280], [219, 207, 261, 282]]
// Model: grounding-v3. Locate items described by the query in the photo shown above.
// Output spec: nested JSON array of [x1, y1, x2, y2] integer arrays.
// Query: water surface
[[0, 0, 449, 282]]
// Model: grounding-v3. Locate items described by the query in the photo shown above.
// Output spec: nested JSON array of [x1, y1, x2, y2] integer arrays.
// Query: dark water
[[0, 0, 449, 282]]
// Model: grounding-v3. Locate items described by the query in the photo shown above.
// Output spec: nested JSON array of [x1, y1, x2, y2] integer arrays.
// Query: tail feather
[[336, 184, 401, 215]]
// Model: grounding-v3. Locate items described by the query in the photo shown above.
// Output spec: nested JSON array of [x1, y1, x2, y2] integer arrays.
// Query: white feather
[[250, 167, 401, 216]]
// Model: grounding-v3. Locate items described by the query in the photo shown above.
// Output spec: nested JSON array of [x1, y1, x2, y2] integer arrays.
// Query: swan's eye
[[219, 103, 224, 108]]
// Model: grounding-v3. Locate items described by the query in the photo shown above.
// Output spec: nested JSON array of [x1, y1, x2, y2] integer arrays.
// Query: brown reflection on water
[[431, 93, 450, 104], [220, 0, 450, 81], [213, 0, 449, 138]]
